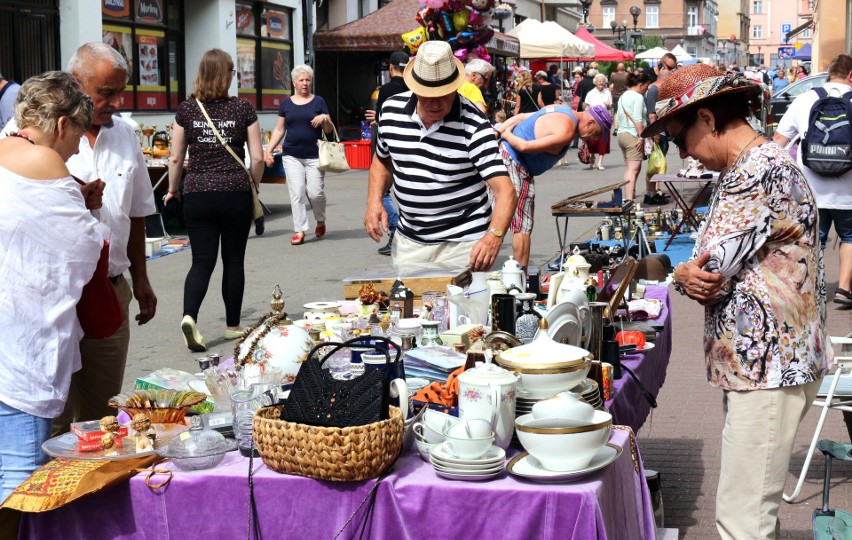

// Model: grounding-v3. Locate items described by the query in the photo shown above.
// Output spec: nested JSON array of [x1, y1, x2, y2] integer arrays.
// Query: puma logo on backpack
[[801, 87, 852, 177]]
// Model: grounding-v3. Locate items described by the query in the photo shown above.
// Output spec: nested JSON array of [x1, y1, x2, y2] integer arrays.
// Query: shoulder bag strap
[[621, 98, 643, 135], [321, 122, 341, 143], [195, 98, 255, 184], [524, 87, 540, 111]]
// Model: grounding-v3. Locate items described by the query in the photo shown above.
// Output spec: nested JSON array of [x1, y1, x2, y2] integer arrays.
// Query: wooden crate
[[343, 264, 472, 300]]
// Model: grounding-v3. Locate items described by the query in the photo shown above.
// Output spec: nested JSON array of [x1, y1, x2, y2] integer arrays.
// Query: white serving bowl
[[422, 408, 460, 441], [515, 410, 612, 472], [497, 358, 591, 398]]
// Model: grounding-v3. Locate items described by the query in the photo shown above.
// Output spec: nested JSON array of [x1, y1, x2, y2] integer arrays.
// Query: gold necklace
[[727, 133, 763, 171]]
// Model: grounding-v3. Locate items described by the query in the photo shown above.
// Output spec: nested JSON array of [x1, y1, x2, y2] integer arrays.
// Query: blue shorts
[[818, 208, 852, 246]]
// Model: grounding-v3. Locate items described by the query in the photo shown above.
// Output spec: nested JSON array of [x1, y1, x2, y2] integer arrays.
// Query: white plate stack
[[429, 443, 506, 481], [572, 379, 604, 410]]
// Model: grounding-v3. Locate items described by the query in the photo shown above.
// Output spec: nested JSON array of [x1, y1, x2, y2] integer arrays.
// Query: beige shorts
[[618, 132, 645, 162]]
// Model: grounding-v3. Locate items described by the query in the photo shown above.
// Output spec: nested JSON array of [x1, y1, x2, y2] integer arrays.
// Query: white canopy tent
[[670, 44, 694, 62], [507, 19, 594, 59], [634, 47, 669, 61]]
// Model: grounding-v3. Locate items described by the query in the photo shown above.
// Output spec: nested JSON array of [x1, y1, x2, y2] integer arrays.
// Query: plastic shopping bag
[[646, 143, 667, 180]]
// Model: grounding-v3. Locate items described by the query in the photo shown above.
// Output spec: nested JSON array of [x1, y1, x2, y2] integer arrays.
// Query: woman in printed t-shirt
[[165, 49, 265, 352], [264, 64, 334, 245]]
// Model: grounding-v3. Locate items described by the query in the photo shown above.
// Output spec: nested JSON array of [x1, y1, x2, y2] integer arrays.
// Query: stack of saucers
[[571, 378, 604, 410], [429, 443, 506, 481]]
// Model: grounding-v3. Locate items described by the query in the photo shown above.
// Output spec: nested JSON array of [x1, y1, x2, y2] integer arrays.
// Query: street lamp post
[[629, 6, 643, 53], [729, 34, 737, 67], [610, 19, 628, 50], [579, 0, 593, 29], [661, 33, 666, 49]]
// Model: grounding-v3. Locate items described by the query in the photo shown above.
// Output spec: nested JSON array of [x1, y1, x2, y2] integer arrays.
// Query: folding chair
[[812, 439, 852, 539], [783, 349, 852, 503]]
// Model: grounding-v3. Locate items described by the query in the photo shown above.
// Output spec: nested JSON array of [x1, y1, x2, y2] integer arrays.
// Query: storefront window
[[101, 0, 184, 111], [236, 2, 295, 110]]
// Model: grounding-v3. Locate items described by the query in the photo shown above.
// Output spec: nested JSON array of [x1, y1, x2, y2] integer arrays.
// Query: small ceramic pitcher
[[457, 358, 519, 450]]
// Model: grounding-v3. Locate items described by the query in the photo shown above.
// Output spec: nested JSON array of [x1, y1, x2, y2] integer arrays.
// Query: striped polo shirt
[[376, 91, 508, 244]]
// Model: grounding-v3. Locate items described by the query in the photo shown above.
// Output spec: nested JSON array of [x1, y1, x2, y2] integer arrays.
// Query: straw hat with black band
[[641, 64, 763, 139], [403, 41, 466, 98]]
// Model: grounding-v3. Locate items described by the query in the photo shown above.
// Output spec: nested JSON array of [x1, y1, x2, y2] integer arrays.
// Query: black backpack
[[801, 87, 852, 177]]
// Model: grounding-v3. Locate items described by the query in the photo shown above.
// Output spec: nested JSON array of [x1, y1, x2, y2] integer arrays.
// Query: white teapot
[[557, 253, 591, 301], [457, 354, 520, 450], [501, 256, 526, 293]]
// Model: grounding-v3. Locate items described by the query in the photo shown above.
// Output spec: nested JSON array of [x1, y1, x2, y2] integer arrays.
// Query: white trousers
[[392, 233, 477, 269], [716, 378, 822, 539], [281, 155, 326, 233]]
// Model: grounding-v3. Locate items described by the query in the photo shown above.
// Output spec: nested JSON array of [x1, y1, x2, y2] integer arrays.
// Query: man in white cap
[[364, 41, 516, 271]]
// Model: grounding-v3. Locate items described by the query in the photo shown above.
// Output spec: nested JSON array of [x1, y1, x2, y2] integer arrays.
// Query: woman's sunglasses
[[665, 122, 690, 150]]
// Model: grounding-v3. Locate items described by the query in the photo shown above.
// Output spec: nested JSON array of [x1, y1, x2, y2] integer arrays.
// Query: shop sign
[[237, 9, 254, 34], [266, 11, 287, 38], [777, 46, 795, 59], [102, 0, 130, 18], [487, 35, 520, 57], [135, 0, 163, 24], [137, 90, 167, 110]]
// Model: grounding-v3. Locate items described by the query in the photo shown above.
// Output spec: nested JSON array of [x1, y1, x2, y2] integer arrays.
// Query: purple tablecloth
[[606, 285, 672, 433], [20, 429, 655, 539]]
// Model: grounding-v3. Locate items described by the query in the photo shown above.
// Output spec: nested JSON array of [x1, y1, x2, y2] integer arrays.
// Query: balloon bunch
[[401, 0, 501, 63]]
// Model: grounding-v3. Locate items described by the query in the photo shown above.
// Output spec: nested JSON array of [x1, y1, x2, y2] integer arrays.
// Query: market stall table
[[19, 429, 655, 540], [605, 285, 672, 433], [650, 173, 718, 251]]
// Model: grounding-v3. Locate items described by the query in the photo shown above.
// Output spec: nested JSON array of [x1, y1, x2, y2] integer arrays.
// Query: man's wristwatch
[[488, 227, 504, 238]]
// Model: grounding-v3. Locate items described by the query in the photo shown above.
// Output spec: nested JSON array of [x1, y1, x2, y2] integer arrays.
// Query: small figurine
[[101, 432, 119, 456], [130, 413, 157, 452], [99, 415, 120, 435]]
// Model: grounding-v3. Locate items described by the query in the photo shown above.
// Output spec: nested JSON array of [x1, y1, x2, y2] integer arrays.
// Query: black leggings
[[182, 191, 252, 327]]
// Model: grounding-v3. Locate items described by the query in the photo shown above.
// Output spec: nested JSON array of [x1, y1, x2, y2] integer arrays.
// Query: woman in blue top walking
[[264, 65, 334, 245]]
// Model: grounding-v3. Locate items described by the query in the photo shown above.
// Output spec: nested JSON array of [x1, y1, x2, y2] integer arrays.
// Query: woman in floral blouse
[[642, 64, 832, 539]]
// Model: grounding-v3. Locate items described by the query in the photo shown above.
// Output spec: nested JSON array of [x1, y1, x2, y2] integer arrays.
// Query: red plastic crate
[[343, 140, 373, 169]]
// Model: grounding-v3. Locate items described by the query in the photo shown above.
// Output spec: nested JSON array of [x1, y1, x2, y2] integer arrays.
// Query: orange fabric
[[413, 366, 465, 407]]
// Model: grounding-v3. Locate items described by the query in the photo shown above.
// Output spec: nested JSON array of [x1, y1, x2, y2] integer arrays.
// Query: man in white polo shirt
[[59, 42, 158, 432], [364, 41, 516, 271]]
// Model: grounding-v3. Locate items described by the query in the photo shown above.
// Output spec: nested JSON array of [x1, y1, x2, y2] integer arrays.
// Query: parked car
[[768, 72, 828, 128]]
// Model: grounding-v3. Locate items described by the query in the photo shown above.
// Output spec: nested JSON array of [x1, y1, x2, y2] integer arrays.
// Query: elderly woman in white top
[[583, 73, 613, 170], [0, 72, 103, 499]]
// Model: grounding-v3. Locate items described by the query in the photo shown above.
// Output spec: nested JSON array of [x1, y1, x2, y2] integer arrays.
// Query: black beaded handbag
[[279, 336, 397, 428]]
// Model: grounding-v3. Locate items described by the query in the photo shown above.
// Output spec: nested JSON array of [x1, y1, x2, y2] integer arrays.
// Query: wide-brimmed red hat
[[641, 64, 763, 138]]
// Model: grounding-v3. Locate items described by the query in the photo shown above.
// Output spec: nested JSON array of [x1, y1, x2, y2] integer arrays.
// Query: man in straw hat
[[496, 103, 610, 270], [643, 63, 829, 539], [364, 41, 516, 271]]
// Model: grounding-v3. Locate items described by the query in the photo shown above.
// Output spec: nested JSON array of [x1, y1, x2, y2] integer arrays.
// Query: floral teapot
[[457, 353, 520, 450], [558, 250, 592, 298]]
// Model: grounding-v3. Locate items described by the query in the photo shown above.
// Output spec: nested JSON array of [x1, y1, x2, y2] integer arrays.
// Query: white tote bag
[[317, 125, 350, 173]]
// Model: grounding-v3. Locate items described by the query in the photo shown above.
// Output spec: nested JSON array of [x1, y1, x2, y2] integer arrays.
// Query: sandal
[[315, 223, 326, 238], [834, 288, 852, 306], [291, 232, 305, 245]]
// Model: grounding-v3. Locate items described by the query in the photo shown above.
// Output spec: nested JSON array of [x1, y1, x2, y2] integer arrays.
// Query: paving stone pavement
[[129, 150, 852, 538]]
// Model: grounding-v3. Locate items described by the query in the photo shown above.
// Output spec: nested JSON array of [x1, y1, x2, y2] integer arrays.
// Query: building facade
[[747, 0, 813, 69], [1, 0, 305, 129], [586, 0, 719, 61]]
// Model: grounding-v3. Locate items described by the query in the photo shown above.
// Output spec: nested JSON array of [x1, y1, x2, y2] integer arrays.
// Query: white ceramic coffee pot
[[501, 256, 526, 293]]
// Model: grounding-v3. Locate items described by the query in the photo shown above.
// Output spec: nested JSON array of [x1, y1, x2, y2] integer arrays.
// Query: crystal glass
[[229, 383, 271, 457]]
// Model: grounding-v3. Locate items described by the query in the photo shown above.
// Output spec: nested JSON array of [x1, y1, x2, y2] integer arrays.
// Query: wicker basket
[[253, 405, 404, 481]]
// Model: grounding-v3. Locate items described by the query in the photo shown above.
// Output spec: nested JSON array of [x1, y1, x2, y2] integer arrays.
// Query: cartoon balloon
[[402, 27, 429, 54], [426, 0, 447, 10], [466, 0, 494, 10], [415, 5, 433, 26], [451, 8, 470, 32], [474, 25, 494, 45], [439, 11, 455, 36]]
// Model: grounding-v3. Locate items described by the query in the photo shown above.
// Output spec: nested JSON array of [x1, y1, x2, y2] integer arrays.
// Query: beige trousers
[[52, 275, 132, 436], [392, 233, 477, 270], [716, 378, 822, 539]]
